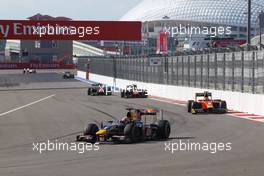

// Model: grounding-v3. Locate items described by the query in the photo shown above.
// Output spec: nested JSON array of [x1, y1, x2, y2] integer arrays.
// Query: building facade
[[20, 14, 73, 63]]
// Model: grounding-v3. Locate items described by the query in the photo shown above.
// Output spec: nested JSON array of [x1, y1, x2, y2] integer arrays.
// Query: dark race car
[[76, 108, 171, 144], [87, 83, 112, 96], [187, 91, 227, 114], [121, 84, 148, 98], [23, 68, 36, 74], [63, 72, 75, 79]]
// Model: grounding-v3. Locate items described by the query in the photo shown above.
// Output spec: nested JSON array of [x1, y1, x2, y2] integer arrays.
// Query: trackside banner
[[0, 20, 142, 40], [0, 63, 75, 69]]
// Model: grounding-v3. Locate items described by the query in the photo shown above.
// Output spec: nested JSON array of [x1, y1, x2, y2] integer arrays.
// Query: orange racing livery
[[187, 92, 227, 114]]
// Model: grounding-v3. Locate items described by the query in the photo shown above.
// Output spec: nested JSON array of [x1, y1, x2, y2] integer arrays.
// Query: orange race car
[[187, 92, 227, 114]]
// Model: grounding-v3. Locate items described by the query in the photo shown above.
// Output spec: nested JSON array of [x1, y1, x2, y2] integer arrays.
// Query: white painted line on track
[[149, 97, 186, 106], [0, 94, 56, 117]]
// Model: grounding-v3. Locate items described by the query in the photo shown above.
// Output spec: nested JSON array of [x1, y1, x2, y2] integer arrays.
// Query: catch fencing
[[77, 50, 264, 94]]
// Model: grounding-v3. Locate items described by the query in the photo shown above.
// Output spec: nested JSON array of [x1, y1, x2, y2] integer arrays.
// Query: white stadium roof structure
[[120, 0, 264, 28]]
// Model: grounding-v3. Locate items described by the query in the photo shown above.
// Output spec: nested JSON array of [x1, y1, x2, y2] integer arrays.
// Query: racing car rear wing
[[195, 92, 212, 101], [195, 92, 212, 97], [91, 83, 103, 87], [126, 108, 158, 115]]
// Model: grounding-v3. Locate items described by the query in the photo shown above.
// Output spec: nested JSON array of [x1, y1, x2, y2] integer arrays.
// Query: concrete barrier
[[77, 71, 264, 116]]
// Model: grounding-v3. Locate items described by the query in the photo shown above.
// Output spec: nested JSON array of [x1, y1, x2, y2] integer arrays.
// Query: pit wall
[[77, 71, 264, 116]]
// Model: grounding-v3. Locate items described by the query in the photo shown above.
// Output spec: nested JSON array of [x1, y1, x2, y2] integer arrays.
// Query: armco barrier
[[77, 70, 264, 116]]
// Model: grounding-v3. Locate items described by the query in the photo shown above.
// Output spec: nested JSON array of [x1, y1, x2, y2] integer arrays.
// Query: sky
[[0, 0, 141, 20]]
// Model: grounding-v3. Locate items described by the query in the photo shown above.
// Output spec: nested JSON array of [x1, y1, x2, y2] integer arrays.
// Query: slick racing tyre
[[124, 123, 133, 143], [157, 120, 171, 139], [220, 101, 227, 109], [219, 101, 227, 113], [191, 102, 202, 114], [124, 123, 142, 143], [187, 100, 194, 113], [121, 91, 124, 98], [84, 123, 99, 135], [83, 123, 99, 144], [87, 88, 91, 95]]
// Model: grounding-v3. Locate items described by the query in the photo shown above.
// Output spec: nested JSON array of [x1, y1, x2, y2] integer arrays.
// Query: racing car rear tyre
[[220, 101, 227, 109], [219, 101, 227, 113], [157, 120, 171, 139], [131, 125, 143, 142], [187, 100, 194, 113]]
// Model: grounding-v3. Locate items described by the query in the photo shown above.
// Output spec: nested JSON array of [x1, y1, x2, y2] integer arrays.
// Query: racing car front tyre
[[124, 123, 133, 143], [219, 101, 227, 113], [121, 91, 124, 98], [87, 89, 91, 95], [83, 123, 99, 144], [220, 101, 227, 109], [124, 123, 143, 143], [157, 120, 171, 139], [84, 123, 99, 135], [76, 135, 80, 141]]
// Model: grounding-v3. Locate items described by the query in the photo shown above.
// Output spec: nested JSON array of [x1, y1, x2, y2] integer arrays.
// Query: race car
[[187, 91, 227, 114], [23, 68, 36, 74], [76, 108, 171, 144], [87, 83, 112, 96], [62, 72, 75, 79], [121, 84, 148, 98]]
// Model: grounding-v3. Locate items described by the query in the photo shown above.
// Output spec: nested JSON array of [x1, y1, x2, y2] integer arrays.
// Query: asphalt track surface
[[0, 70, 263, 176]]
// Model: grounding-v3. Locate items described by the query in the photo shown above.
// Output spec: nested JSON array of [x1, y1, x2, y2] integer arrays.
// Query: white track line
[[149, 97, 186, 106], [0, 94, 56, 117]]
